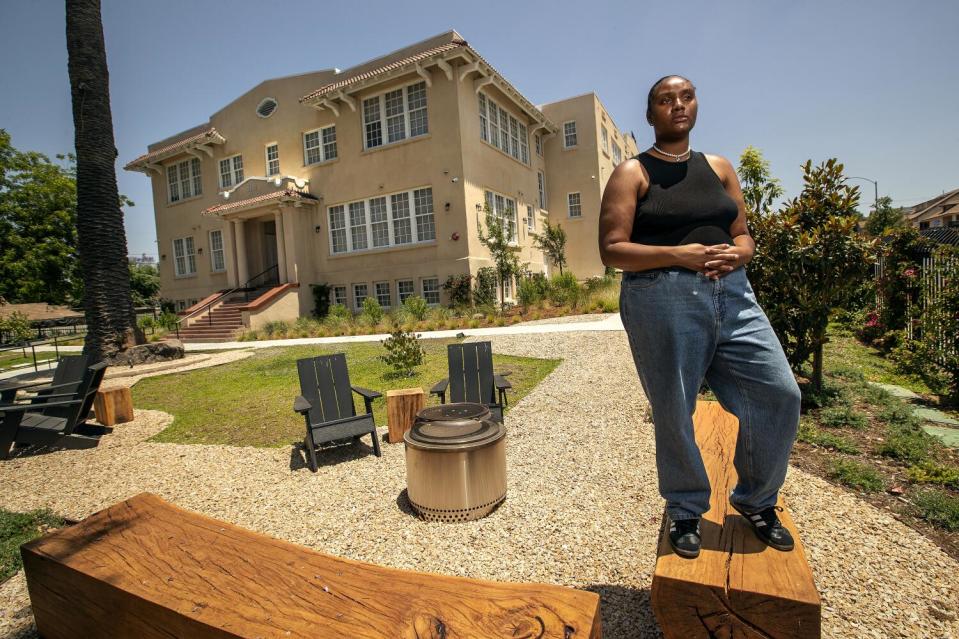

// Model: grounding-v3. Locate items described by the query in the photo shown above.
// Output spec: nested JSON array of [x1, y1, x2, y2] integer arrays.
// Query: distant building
[[904, 188, 959, 230], [124, 29, 638, 330], [128, 254, 157, 265]]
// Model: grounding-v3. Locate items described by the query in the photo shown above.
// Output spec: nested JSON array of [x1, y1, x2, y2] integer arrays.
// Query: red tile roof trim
[[202, 189, 319, 216], [124, 128, 225, 170]]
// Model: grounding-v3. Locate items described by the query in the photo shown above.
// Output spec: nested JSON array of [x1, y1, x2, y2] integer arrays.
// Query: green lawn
[[0, 350, 58, 371], [0, 509, 64, 582], [134, 339, 561, 447], [823, 323, 932, 394]]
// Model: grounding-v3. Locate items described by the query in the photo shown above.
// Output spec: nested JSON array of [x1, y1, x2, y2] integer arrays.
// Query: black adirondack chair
[[430, 341, 512, 423], [0, 353, 93, 404], [293, 353, 382, 471], [0, 360, 108, 459]]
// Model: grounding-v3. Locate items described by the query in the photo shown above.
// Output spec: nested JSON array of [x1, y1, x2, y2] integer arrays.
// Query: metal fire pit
[[404, 402, 507, 523]]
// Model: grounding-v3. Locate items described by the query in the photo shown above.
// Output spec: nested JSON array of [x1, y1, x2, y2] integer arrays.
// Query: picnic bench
[[21, 493, 602, 638], [651, 401, 821, 638]]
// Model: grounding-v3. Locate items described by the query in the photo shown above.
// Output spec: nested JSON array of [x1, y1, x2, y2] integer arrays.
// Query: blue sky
[[1, 0, 957, 259]]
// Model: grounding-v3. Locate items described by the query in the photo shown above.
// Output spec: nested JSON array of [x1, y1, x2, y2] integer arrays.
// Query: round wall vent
[[256, 97, 278, 118]]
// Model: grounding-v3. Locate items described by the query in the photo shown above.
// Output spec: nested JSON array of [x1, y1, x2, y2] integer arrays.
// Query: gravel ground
[[1, 332, 957, 638], [515, 312, 614, 326]]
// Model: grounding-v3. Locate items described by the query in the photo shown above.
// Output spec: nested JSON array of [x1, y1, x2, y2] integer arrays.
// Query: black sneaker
[[667, 517, 701, 559], [730, 502, 795, 551]]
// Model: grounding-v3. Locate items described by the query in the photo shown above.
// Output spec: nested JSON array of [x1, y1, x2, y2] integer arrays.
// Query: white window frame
[[218, 154, 244, 189], [331, 285, 347, 307], [303, 125, 337, 165], [374, 281, 391, 308], [612, 143, 622, 165], [208, 229, 225, 273], [477, 92, 530, 165], [172, 236, 196, 277], [166, 157, 202, 204], [537, 171, 547, 210], [526, 205, 535, 232], [501, 273, 513, 300], [397, 279, 415, 303], [535, 133, 543, 157], [567, 192, 583, 219], [601, 126, 609, 154], [484, 190, 518, 245], [265, 143, 280, 177], [175, 299, 187, 312], [362, 80, 428, 151], [352, 283, 369, 311], [563, 121, 578, 148], [327, 186, 436, 256], [421, 277, 440, 306]]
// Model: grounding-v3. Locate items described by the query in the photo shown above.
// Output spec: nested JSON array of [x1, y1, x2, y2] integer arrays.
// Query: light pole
[[843, 176, 878, 218]]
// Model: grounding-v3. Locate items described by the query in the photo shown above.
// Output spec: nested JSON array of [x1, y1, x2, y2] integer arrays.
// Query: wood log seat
[[651, 401, 821, 638], [21, 493, 602, 638]]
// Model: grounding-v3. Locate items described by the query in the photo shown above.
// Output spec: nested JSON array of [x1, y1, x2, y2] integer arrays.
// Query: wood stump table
[[93, 387, 134, 426], [386, 387, 425, 443]]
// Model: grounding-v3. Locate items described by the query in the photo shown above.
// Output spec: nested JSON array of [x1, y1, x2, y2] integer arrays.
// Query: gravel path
[[1, 332, 957, 638], [515, 312, 614, 326]]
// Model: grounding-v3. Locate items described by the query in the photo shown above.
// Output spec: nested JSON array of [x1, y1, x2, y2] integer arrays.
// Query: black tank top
[[631, 150, 739, 247]]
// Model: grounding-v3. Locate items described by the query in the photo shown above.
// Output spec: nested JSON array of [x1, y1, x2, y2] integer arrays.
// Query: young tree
[[531, 220, 568, 275], [66, 0, 144, 360], [477, 202, 520, 309], [737, 145, 784, 218], [128, 263, 160, 307], [749, 158, 877, 392], [864, 196, 907, 237]]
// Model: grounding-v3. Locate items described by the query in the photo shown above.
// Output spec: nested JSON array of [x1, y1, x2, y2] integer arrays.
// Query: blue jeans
[[619, 265, 801, 521]]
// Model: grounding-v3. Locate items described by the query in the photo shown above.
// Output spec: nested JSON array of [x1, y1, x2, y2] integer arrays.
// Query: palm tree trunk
[[66, 0, 143, 361]]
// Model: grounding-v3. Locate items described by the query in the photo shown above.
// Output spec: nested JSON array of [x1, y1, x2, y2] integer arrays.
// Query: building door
[[263, 220, 279, 285]]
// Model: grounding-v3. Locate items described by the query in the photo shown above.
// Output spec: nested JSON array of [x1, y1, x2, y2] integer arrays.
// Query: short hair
[[646, 75, 695, 121]]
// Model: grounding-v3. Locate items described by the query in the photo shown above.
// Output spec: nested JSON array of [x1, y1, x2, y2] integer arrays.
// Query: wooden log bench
[[651, 401, 821, 638], [21, 493, 602, 638]]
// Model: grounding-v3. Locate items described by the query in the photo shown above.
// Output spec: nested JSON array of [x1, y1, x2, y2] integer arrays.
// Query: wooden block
[[386, 387, 425, 444], [21, 493, 602, 639], [651, 401, 821, 638], [93, 387, 133, 426]]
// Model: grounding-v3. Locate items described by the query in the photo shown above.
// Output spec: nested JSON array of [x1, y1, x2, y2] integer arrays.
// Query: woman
[[598, 75, 802, 559]]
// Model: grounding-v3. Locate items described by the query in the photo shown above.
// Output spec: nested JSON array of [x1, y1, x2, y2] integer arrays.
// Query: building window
[[501, 274, 512, 300], [478, 92, 530, 165], [484, 190, 518, 243], [526, 205, 535, 232], [375, 282, 391, 307], [397, 279, 415, 303], [328, 187, 436, 255], [932, 218, 943, 227], [535, 133, 543, 157], [537, 171, 547, 209], [218, 155, 243, 189], [332, 285, 347, 307], [568, 192, 582, 218], [612, 143, 622, 165], [172, 236, 196, 277], [166, 157, 201, 203], [601, 126, 609, 153], [209, 229, 225, 272], [353, 283, 368, 310], [422, 277, 440, 305], [563, 121, 577, 148], [362, 80, 428, 150], [175, 299, 187, 312], [304, 125, 337, 165], [265, 143, 280, 177]]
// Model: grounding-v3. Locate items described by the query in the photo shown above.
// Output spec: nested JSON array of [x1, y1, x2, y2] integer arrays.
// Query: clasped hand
[[676, 243, 745, 280]]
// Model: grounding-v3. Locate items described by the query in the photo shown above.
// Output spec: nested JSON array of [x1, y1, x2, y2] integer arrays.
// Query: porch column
[[281, 207, 298, 283], [274, 210, 288, 284], [234, 219, 249, 285], [221, 221, 237, 288]]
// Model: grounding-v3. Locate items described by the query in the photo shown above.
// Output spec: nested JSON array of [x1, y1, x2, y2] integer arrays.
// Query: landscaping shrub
[[547, 272, 581, 307], [474, 267, 497, 307], [801, 377, 850, 410], [380, 329, 425, 377], [517, 272, 549, 306], [327, 303, 352, 321], [262, 320, 288, 338], [877, 423, 939, 464], [906, 461, 959, 489], [912, 488, 959, 531], [819, 405, 869, 429], [361, 297, 383, 325], [443, 274, 473, 308], [156, 311, 179, 331], [310, 283, 331, 318], [828, 459, 885, 492], [403, 295, 429, 321]]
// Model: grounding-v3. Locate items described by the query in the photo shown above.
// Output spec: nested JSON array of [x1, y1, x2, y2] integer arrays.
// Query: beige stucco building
[[125, 29, 638, 338], [905, 188, 959, 230]]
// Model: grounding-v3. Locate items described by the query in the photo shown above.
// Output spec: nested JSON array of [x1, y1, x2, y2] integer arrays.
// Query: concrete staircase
[[176, 288, 272, 343]]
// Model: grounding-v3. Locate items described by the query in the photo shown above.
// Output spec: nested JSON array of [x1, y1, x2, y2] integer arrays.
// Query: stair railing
[[174, 264, 280, 339]]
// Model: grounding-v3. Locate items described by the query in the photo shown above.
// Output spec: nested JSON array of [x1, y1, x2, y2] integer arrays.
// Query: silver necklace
[[652, 144, 691, 161]]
